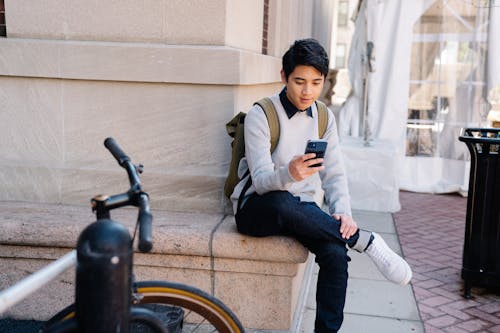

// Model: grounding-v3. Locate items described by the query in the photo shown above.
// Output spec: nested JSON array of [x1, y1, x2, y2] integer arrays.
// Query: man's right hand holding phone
[[288, 153, 324, 181]]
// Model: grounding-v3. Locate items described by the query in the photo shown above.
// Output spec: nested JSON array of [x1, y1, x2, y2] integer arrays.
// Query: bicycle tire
[[42, 280, 245, 333]]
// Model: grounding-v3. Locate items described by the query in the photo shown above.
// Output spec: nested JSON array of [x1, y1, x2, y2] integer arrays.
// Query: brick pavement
[[393, 191, 500, 333]]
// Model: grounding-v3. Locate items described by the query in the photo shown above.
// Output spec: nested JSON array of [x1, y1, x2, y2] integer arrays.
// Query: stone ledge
[[0, 38, 281, 85], [0, 201, 310, 330], [0, 202, 308, 262]]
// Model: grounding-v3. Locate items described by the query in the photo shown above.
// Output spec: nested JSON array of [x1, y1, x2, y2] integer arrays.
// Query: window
[[0, 0, 6, 37], [335, 43, 347, 68], [338, 0, 349, 27], [262, 0, 269, 55]]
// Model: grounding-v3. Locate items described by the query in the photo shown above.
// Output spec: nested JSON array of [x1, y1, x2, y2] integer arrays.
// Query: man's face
[[281, 65, 325, 111]]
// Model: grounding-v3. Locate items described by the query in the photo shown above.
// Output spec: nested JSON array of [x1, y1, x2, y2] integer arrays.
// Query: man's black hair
[[282, 38, 329, 80]]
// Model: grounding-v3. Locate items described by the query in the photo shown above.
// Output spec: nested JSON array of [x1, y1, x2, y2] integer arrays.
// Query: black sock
[[364, 234, 375, 251]]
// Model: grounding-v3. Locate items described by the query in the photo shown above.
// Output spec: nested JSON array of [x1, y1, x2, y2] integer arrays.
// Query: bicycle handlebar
[[102, 137, 153, 253], [105, 137, 142, 190], [104, 137, 130, 166]]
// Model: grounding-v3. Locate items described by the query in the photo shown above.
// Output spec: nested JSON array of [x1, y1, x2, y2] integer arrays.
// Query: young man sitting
[[230, 38, 412, 333]]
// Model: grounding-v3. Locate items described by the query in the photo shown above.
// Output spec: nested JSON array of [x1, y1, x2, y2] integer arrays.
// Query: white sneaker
[[365, 232, 412, 286]]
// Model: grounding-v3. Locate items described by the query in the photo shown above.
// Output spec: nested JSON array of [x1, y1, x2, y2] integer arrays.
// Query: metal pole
[[75, 219, 133, 333], [0, 250, 77, 315], [363, 41, 375, 146]]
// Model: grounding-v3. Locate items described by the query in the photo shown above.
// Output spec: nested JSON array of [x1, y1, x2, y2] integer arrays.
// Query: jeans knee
[[315, 242, 350, 271]]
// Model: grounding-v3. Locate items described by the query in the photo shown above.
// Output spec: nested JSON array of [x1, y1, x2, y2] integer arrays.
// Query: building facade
[[0, 0, 333, 213]]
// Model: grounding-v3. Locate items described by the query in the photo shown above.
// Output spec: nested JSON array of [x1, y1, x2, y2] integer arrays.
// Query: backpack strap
[[254, 97, 280, 152], [315, 100, 329, 139], [237, 98, 279, 212]]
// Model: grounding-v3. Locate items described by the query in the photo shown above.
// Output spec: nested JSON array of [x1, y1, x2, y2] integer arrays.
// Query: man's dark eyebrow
[[293, 77, 323, 81]]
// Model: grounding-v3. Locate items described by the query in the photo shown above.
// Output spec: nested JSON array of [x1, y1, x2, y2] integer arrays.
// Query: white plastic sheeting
[[339, 0, 433, 211], [339, 0, 430, 144], [341, 137, 401, 212], [338, 0, 499, 205], [488, 4, 500, 91]]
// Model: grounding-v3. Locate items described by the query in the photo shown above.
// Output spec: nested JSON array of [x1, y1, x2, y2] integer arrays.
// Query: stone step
[[0, 201, 311, 331]]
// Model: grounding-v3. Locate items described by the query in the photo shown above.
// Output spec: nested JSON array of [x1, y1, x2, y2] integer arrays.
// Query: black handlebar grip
[[104, 137, 130, 166], [138, 210, 153, 252], [137, 194, 153, 253]]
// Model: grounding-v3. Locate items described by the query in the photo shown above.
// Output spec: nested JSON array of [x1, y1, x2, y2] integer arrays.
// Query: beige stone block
[[0, 39, 282, 85], [225, 0, 264, 52], [57, 41, 281, 85], [0, 257, 75, 320], [212, 258, 310, 329], [58, 80, 237, 212], [144, 209, 222, 257], [142, 173, 225, 213], [0, 165, 62, 203], [135, 253, 211, 272], [59, 42, 241, 84], [0, 202, 90, 248], [214, 271, 294, 330], [133, 265, 212, 296], [212, 215, 309, 263], [0, 253, 213, 321], [5, 0, 226, 44], [233, 83, 283, 115], [60, 168, 224, 213], [4, 0, 67, 40], [59, 168, 128, 207], [0, 77, 63, 163], [0, 245, 72, 261], [291, 259, 310, 318], [266, 1, 314, 58], [0, 40, 60, 77], [0, 201, 225, 256], [213, 257, 299, 276], [163, 0, 226, 45], [62, 80, 232, 173]]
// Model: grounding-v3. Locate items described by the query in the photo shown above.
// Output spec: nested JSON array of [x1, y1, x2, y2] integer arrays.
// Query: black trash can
[[459, 127, 500, 298]]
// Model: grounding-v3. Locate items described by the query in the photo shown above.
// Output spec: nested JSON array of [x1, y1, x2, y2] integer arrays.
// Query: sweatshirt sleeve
[[319, 109, 352, 216], [244, 106, 295, 195]]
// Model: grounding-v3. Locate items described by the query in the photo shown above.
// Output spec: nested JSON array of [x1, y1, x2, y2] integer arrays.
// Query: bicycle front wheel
[[43, 280, 244, 333], [133, 281, 244, 333]]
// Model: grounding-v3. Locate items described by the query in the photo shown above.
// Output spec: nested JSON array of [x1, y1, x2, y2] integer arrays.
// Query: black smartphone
[[305, 139, 328, 167]]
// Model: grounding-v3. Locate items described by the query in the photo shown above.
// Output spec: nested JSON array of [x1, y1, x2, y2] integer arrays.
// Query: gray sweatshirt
[[230, 94, 352, 216]]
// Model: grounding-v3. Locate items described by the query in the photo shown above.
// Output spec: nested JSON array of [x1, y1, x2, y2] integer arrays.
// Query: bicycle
[[0, 138, 244, 333]]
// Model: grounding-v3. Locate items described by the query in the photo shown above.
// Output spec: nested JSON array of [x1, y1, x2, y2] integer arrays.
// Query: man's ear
[[280, 69, 287, 84]]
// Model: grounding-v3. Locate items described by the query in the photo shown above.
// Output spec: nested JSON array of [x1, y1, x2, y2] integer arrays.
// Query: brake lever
[[135, 164, 144, 174]]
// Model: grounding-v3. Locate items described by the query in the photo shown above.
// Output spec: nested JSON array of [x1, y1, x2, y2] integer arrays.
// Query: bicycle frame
[[0, 138, 166, 333], [0, 251, 77, 315]]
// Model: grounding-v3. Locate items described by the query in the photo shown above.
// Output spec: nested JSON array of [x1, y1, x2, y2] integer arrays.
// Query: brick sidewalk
[[393, 191, 500, 333]]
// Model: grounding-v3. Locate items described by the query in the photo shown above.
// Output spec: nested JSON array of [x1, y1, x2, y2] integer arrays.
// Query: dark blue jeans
[[235, 191, 359, 333]]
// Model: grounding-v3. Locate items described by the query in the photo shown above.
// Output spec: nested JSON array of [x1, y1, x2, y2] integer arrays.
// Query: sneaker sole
[[398, 262, 413, 286]]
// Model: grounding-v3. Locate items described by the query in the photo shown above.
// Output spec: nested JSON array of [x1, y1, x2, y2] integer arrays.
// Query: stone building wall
[[0, 0, 330, 213]]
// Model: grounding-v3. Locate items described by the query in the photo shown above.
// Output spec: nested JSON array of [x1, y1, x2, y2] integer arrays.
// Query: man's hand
[[288, 154, 324, 181], [333, 214, 358, 240]]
